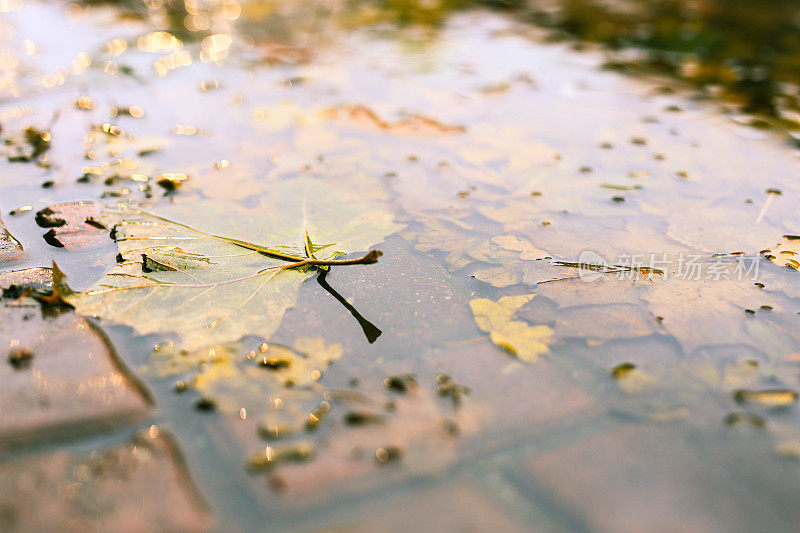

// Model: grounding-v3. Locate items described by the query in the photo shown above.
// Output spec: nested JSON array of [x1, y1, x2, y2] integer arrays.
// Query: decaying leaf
[[405, 217, 485, 273], [470, 294, 554, 362], [197, 339, 342, 405], [0, 212, 23, 263], [472, 266, 520, 288], [405, 216, 554, 287], [3, 126, 51, 163], [61, 176, 402, 350], [334, 104, 466, 135], [490, 235, 550, 261], [762, 235, 800, 270], [35, 202, 110, 250], [0, 267, 52, 297], [148, 337, 343, 411], [78, 122, 169, 200]]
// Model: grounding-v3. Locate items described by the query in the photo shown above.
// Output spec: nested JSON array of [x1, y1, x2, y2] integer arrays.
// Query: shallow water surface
[[2, 1, 800, 531]]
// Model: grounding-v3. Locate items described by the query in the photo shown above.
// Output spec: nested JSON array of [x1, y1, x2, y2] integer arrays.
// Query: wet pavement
[[2, 1, 800, 531]]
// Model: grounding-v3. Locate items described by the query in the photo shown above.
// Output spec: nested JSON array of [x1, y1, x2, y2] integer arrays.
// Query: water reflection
[[70, 0, 800, 132], [2, 0, 800, 531], [316, 268, 382, 343]]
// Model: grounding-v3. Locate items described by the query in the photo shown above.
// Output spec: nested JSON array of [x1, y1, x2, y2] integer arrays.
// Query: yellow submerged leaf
[[149, 337, 343, 414], [470, 294, 553, 362]]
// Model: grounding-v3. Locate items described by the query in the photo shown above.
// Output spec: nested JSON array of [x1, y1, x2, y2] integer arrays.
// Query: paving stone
[[219, 340, 598, 508], [0, 301, 151, 447], [0, 428, 212, 532], [320, 477, 531, 533], [429, 341, 599, 433], [222, 377, 472, 503], [519, 424, 800, 532]]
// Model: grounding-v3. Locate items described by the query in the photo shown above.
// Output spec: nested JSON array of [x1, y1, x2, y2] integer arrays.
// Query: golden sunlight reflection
[[3, 0, 800, 530]]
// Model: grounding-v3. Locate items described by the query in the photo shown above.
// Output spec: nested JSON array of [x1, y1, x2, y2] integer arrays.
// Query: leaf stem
[[274, 250, 382, 274]]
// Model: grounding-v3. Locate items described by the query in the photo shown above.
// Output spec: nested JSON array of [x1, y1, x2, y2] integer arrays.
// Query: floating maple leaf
[[57, 177, 402, 350]]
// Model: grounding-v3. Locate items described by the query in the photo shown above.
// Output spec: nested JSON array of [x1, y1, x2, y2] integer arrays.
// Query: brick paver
[[0, 428, 211, 532], [0, 299, 151, 448]]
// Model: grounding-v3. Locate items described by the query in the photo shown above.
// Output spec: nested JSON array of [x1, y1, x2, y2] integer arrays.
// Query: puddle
[[2, 0, 800, 531]]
